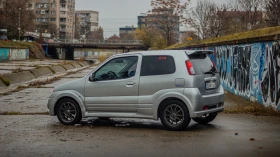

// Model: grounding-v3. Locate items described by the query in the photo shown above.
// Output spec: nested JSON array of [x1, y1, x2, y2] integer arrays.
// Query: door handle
[[126, 82, 136, 86]]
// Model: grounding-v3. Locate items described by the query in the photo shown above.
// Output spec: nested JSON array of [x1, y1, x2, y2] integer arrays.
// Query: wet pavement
[[0, 63, 280, 156], [0, 114, 280, 157]]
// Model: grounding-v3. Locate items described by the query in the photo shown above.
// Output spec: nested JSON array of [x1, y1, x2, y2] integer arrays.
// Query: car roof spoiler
[[185, 50, 214, 56]]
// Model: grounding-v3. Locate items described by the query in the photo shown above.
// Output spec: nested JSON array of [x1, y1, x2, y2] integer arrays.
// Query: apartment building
[[28, 0, 75, 39], [75, 10, 99, 38]]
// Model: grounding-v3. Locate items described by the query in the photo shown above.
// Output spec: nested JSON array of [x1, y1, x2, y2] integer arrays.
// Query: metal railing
[[46, 39, 143, 45]]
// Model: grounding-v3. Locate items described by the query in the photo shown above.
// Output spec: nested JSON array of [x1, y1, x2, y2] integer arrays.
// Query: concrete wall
[[0, 48, 29, 62], [0, 48, 10, 61], [74, 48, 119, 60], [188, 40, 280, 110], [9, 49, 29, 61]]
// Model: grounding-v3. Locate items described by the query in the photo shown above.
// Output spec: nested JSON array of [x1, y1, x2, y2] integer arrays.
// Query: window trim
[[89, 56, 139, 82], [140, 55, 176, 77]]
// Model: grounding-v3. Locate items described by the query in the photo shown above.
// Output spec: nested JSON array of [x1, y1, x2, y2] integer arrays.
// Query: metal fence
[[46, 39, 143, 45]]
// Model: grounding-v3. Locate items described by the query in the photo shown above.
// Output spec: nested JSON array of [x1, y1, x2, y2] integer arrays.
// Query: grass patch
[[47, 66, 56, 74], [224, 92, 280, 117], [167, 26, 280, 49], [29, 77, 60, 86], [61, 65, 68, 70], [0, 76, 10, 86]]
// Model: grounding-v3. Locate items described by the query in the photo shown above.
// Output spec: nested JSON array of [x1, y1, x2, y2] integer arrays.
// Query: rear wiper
[[204, 66, 219, 75]]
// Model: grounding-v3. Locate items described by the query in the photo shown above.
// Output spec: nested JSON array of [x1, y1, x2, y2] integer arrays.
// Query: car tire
[[56, 98, 82, 125], [159, 100, 191, 131], [192, 113, 217, 125]]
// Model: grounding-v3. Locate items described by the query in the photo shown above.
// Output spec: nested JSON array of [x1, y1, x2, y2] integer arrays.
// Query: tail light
[[185, 60, 196, 75], [212, 61, 218, 71]]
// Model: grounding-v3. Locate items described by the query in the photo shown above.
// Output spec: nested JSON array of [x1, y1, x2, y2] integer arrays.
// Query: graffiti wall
[[74, 48, 121, 60], [188, 41, 280, 110], [0, 48, 10, 61], [9, 49, 29, 61]]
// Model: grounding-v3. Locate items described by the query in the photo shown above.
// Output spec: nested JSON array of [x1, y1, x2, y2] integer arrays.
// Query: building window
[[51, 3, 56, 8], [43, 4, 48, 8], [51, 18, 56, 21], [36, 3, 40, 8], [51, 11, 56, 15]]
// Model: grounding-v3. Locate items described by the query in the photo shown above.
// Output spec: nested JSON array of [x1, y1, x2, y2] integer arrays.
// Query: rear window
[[189, 54, 213, 75], [141, 56, 176, 76]]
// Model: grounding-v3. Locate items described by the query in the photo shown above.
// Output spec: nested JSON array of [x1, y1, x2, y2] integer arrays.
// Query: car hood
[[53, 78, 86, 95]]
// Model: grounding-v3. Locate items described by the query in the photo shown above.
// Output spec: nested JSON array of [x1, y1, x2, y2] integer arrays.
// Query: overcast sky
[[76, 0, 227, 38]]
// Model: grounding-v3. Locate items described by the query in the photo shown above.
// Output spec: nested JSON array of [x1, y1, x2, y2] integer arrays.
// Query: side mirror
[[89, 73, 95, 82]]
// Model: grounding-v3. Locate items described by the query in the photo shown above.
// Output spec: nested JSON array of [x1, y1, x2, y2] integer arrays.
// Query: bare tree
[[228, 0, 265, 30], [191, 0, 227, 39], [146, 0, 190, 46], [88, 26, 104, 41], [0, 0, 35, 39], [266, 0, 280, 26]]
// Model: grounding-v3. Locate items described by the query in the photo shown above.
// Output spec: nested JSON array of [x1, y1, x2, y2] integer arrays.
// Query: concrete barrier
[[71, 62, 82, 68], [84, 61, 90, 66], [63, 64, 75, 70], [49, 65, 66, 73], [29, 67, 53, 78], [1, 71, 35, 84], [78, 62, 86, 67], [0, 79, 6, 87]]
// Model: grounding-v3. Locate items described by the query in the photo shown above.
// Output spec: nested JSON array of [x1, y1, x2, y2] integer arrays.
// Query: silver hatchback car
[[48, 50, 224, 131]]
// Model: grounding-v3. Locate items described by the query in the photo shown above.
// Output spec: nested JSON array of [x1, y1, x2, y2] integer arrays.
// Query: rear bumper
[[184, 85, 225, 118], [193, 107, 224, 117]]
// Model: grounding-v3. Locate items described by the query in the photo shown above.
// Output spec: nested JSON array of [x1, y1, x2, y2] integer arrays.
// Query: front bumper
[[47, 97, 56, 116]]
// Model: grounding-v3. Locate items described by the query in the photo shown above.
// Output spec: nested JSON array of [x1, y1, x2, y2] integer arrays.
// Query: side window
[[94, 56, 138, 81], [140, 56, 176, 76]]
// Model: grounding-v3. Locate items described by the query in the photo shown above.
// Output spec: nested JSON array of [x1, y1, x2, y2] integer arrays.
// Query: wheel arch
[[53, 91, 86, 117], [154, 93, 193, 119]]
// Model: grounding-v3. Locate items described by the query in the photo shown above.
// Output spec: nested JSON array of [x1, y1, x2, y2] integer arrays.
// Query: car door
[[85, 54, 142, 113]]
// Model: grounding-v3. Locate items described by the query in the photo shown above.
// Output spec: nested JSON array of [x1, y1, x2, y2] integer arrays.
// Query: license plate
[[206, 82, 216, 89]]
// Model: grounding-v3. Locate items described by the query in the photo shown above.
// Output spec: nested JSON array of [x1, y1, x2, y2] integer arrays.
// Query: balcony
[[60, 28, 66, 32], [60, 0, 67, 4], [60, 8, 67, 11], [60, 13, 67, 18]]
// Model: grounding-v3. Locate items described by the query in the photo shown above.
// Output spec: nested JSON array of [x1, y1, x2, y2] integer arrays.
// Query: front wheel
[[56, 98, 82, 125], [192, 113, 217, 125], [159, 100, 191, 131]]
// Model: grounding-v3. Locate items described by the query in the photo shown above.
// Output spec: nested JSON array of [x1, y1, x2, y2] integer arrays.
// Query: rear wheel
[[159, 100, 191, 131], [56, 98, 82, 125], [192, 113, 217, 125]]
